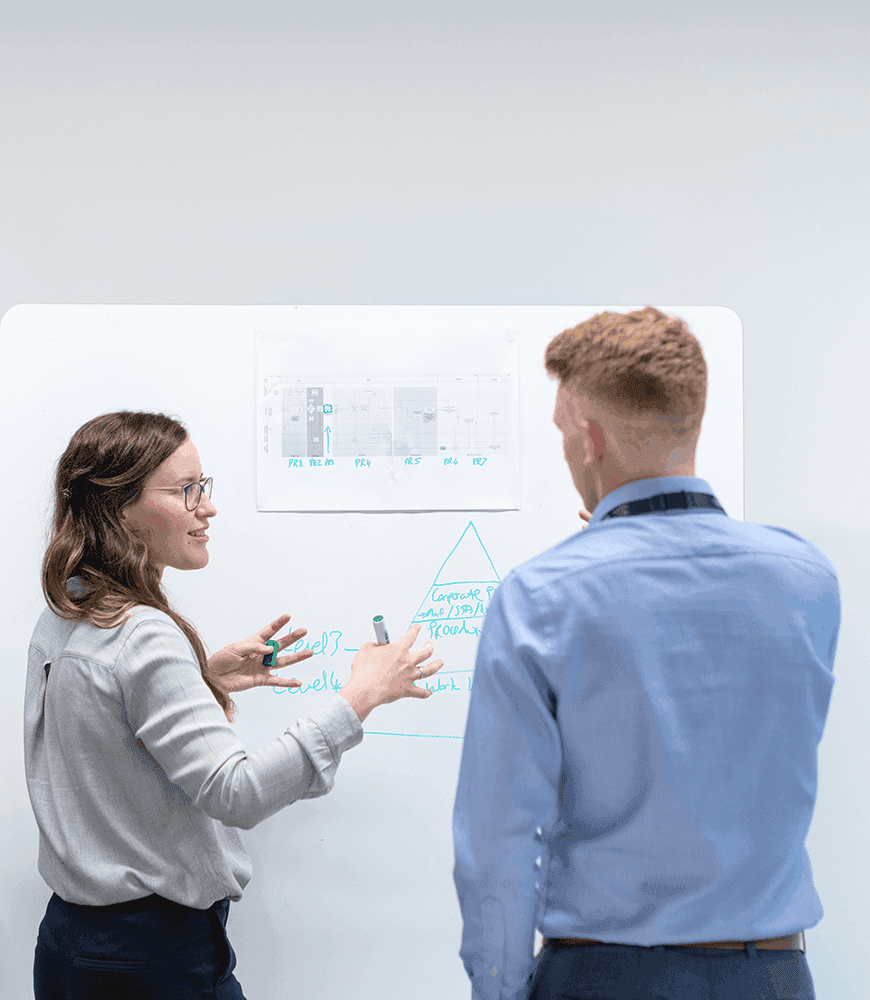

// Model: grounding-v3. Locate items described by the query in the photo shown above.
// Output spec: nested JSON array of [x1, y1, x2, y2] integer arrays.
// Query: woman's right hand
[[339, 624, 444, 722]]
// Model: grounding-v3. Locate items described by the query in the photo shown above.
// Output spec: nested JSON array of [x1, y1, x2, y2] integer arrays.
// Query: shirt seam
[[518, 549, 839, 599], [29, 610, 182, 673]]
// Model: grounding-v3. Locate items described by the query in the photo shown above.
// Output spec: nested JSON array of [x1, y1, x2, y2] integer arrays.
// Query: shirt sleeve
[[453, 574, 562, 1000], [121, 615, 363, 830]]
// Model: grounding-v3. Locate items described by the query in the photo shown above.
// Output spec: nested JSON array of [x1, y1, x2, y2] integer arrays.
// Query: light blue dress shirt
[[452, 476, 839, 1000]]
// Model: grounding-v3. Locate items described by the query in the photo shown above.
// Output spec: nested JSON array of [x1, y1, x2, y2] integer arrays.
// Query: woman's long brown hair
[[41, 410, 234, 720]]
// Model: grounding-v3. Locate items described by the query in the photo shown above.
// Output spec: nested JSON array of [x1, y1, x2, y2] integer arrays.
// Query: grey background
[[1, 3, 867, 998]]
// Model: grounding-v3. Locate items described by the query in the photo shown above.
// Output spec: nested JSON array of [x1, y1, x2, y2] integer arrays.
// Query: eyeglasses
[[142, 477, 214, 511]]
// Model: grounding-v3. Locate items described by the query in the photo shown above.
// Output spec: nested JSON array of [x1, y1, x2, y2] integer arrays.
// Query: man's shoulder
[[503, 527, 605, 595], [507, 515, 838, 594], [719, 519, 838, 580]]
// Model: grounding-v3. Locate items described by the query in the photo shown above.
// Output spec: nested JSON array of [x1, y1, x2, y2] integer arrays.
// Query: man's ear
[[579, 419, 594, 465], [580, 417, 605, 465]]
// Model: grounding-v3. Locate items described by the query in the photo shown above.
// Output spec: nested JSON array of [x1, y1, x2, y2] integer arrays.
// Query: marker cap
[[372, 616, 390, 644]]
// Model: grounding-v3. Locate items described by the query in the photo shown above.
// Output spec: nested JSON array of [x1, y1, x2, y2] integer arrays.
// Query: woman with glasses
[[26, 409, 442, 1000]]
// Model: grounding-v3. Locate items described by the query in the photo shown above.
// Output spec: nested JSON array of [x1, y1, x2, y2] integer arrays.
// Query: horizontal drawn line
[[363, 732, 464, 739], [411, 617, 485, 623], [343, 647, 359, 652], [426, 581, 500, 588]]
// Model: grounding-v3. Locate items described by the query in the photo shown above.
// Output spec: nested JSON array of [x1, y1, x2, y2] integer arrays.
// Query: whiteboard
[[3, 304, 742, 1000]]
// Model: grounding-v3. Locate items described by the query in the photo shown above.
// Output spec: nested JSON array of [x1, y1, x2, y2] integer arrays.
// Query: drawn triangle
[[411, 522, 501, 625]]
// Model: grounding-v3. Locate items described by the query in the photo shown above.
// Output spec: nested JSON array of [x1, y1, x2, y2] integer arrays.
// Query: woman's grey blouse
[[24, 590, 363, 909]]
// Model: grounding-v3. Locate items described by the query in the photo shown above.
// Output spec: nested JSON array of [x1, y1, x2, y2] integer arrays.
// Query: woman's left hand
[[206, 614, 314, 694]]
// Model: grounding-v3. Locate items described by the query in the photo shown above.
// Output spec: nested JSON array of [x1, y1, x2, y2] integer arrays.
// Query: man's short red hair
[[545, 306, 707, 440]]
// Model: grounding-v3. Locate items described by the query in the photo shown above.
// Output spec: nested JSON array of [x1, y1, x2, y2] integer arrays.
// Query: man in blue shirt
[[452, 307, 838, 1000]]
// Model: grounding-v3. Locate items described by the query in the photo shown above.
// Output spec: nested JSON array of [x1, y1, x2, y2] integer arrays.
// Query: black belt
[[544, 932, 805, 952], [600, 490, 726, 521]]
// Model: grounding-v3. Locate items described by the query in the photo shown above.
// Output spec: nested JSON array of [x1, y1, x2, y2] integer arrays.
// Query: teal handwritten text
[[273, 669, 344, 695]]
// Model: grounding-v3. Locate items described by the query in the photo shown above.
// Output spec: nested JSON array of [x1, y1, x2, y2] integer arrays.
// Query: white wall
[[1, 4, 866, 999]]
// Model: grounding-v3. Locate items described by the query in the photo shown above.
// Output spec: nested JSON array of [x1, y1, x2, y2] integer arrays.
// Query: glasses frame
[[141, 477, 214, 511]]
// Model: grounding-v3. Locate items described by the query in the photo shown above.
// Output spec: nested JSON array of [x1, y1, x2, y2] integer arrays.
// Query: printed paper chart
[[256, 325, 520, 511]]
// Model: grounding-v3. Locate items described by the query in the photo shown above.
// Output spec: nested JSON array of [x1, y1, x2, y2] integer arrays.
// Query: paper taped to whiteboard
[[256, 324, 520, 511]]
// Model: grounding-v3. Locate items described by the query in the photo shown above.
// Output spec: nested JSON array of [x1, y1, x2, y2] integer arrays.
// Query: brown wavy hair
[[545, 306, 707, 441], [41, 410, 234, 720]]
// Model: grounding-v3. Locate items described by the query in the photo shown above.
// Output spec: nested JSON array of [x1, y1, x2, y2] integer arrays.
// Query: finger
[[394, 624, 422, 649], [258, 613, 293, 640], [278, 649, 315, 667], [260, 627, 306, 657], [280, 627, 308, 649], [411, 641, 435, 663], [269, 677, 303, 688]]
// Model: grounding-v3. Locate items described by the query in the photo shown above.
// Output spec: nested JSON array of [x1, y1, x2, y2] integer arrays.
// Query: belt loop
[[745, 941, 757, 961]]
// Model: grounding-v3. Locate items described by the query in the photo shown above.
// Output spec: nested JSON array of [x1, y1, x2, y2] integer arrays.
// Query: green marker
[[372, 615, 390, 644], [262, 639, 279, 666]]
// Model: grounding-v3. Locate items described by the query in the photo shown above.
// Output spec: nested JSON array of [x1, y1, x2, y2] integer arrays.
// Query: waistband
[[50, 892, 228, 917], [543, 932, 805, 953]]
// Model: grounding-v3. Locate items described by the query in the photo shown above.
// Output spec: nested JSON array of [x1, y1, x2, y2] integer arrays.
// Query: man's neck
[[604, 466, 696, 495]]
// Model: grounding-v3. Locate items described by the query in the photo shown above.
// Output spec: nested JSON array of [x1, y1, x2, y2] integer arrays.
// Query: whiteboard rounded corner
[[0, 302, 40, 332], [713, 305, 744, 338]]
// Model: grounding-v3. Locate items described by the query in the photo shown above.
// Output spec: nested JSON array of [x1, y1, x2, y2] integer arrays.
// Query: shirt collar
[[588, 475, 715, 526], [67, 576, 92, 597]]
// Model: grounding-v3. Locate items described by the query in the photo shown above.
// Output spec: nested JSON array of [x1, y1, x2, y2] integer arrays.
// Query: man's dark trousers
[[528, 938, 815, 999]]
